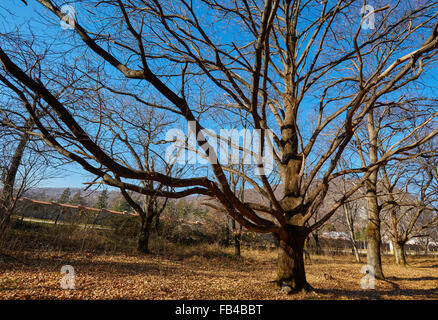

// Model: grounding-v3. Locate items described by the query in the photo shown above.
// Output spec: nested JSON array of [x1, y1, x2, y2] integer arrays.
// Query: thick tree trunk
[[0, 122, 32, 238], [363, 108, 384, 279], [366, 210, 384, 278], [138, 214, 154, 254], [276, 226, 311, 293], [366, 218, 384, 278], [393, 241, 407, 266], [365, 179, 385, 279]]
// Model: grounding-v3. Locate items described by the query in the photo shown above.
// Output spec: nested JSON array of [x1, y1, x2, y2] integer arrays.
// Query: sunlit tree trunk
[[365, 179, 384, 279], [274, 21, 313, 289], [393, 240, 407, 266], [424, 238, 429, 256], [365, 110, 384, 279], [388, 201, 407, 266], [0, 120, 32, 237], [343, 204, 361, 263], [276, 226, 310, 292]]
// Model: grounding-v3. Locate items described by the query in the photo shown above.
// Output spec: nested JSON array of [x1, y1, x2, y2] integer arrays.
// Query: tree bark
[[343, 204, 361, 263], [362, 107, 384, 279], [138, 213, 154, 254], [0, 121, 32, 237], [276, 66, 311, 291], [393, 240, 407, 266], [120, 189, 160, 254], [365, 186, 384, 279], [276, 226, 311, 292]]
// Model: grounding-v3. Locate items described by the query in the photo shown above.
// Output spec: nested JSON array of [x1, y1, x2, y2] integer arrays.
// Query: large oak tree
[[1, 0, 438, 291]]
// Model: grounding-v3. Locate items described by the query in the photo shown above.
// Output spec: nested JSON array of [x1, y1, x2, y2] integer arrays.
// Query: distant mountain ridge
[[23, 187, 121, 208]]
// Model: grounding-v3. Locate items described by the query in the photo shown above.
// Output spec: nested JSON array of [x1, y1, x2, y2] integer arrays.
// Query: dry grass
[[0, 246, 437, 300]]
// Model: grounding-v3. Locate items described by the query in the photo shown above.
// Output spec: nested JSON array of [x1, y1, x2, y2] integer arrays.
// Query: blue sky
[[1, 1, 118, 188], [1, 1, 437, 190]]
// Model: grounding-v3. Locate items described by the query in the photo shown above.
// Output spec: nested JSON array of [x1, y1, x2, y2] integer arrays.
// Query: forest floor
[[0, 245, 437, 300]]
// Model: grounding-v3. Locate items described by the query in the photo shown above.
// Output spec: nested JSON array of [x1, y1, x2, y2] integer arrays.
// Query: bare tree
[[380, 138, 438, 265], [340, 183, 363, 263], [113, 108, 179, 253], [1, 0, 438, 292], [0, 117, 33, 234], [351, 94, 438, 276]]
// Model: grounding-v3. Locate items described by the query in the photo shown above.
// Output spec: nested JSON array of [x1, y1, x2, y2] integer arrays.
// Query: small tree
[[110, 194, 131, 212], [380, 138, 438, 265], [95, 189, 108, 210], [69, 191, 84, 206], [0, 118, 33, 236], [57, 188, 71, 204]]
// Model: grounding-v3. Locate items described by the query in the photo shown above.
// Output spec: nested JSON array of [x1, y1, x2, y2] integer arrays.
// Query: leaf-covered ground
[[0, 248, 437, 300]]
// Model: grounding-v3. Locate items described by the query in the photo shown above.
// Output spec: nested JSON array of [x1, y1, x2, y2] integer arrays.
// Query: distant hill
[[23, 187, 122, 208], [24, 177, 418, 236]]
